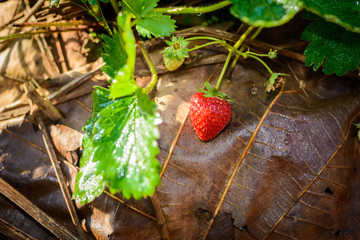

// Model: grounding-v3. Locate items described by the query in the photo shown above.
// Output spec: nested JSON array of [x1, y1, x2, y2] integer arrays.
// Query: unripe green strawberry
[[189, 83, 232, 141], [163, 56, 185, 71], [162, 36, 189, 71]]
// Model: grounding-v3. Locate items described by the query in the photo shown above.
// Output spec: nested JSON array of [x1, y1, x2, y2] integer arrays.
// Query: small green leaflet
[[229, 0, 303, 28], [73, 87, 162, 202], [121, 0, 176, 38], [302, 20, 360, 76], [136, 12, 176, 38], [106, 12, 139, 99], [302, 0, 360, 33], [101, 33, 127, 79]]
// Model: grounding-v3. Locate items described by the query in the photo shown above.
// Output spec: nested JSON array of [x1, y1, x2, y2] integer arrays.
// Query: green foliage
[[301, 20, 360, 76], [73, 87, 162, 202], [302, 0, 360, 33], [197, 82, 232, 101], [162, 36, 189, 61], [122, 0, 176, 38], [107, 13, 139, 99], [101, 33, 127, 79], [121, 0, 158, 16], [74, 10, 163, 202], [229, 0, 303, 27], [136, 12, 176, 38], [73, 87, 113, 204]]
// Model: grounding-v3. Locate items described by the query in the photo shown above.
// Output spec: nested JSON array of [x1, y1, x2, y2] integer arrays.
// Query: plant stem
[[214, 26, 255, 90], [231, 27, 263, 68], [95, 1, 113, 35], [138, 41, 158, 94], [187, 41, 221, 52], [110, 0, 119, 14], [13, 20, 97, 28], [185, 36, 222, 42], [72, 0, 113, 35], [154, 0, 231, 14], [246, 54, 273, 75], [250, 27, 263, 40], [244, 51, 273, 58], [234, 25, 255, 49], [0, 27, 90, 41], [215, 51, 233, 90]]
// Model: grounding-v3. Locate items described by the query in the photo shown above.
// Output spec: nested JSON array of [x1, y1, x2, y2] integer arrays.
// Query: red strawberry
[[189, 84, 232, 141]]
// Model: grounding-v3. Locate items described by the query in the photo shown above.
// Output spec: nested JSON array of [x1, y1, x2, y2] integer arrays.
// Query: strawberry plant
[[0, 0, 360, 239], [62, 0, 360, 204]]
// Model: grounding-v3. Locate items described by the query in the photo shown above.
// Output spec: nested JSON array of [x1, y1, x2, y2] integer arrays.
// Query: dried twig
[[103, 190, 157, 221], [0, 177, 79, 240], [150, 193, 170, 240], [23, 0, 60, 77], [0, 218, 37, 240], [36, 115, 87, 240], [49, 62, 105, 101], [0, 0, 45, 52], [24, 79, 64, 122], [0, 99, 28, 114]]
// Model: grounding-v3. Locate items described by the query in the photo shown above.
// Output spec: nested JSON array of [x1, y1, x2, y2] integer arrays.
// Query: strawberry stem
[[154, 1, 231, 14], [187, 41, 222, 52], [215, 26, 255, 90], [247, 54, 274, 75], [138, 40, 158, 94], [229, 27, 263, 73], [71, 0, 112, 35], [109, 0, 120, 14], [185, 36, 222, 42]]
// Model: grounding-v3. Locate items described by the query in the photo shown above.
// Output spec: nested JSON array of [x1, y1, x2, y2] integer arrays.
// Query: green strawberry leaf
[[301, 19, 360, 76], [105, 12, 139, 99], [73, 88, 162, 201], [101, 33, 127, 79], [229, 0, 303, 28], [121, 0, 176, 38], [302, 0, 360, 33], [121, 0, 158, 17], [136, 12, 176, 38], [72, 137, 104, 204], [73, 87, 113, 204], [92, 89, 161, 199]]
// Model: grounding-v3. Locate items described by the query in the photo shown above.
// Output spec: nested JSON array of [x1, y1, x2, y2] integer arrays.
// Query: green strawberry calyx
[[162, 36, 190, 61], [197, 82, 232, 102]]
